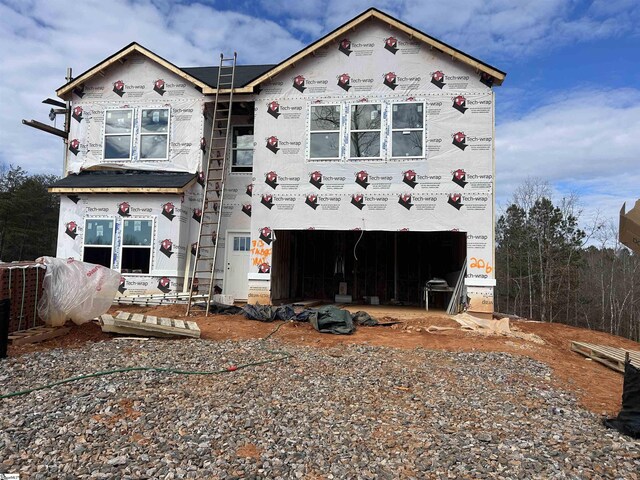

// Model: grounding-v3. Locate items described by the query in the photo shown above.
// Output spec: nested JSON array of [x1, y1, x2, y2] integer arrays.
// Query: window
[[390, 102, 424, 158], [231, 126, 254, 173], [104, 110, 133, 159], [83, 219, 114, 268], [350, 104, 381, 158], [121, 219, 153, 274], [140, 108, 169, 160], [309, 105, 341, 159], [233, 236, 251, 251]]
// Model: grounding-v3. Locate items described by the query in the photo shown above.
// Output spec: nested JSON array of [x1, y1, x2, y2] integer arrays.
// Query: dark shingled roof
[[51, 171, 196, 189], [182, 64, 275, 88]]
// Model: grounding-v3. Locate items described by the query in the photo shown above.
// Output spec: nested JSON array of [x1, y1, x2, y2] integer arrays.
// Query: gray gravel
[[0, 338, 638, 479]]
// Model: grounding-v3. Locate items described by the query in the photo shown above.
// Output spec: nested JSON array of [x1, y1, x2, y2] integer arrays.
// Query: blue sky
[[1, 0, 639, 234]]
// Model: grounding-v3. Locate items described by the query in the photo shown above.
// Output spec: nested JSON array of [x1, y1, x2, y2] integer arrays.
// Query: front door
[[225, 232, 251, 300]]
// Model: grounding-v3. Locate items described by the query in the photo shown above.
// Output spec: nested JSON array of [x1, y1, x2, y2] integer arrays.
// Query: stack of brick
[[0, 262, 46, 333]]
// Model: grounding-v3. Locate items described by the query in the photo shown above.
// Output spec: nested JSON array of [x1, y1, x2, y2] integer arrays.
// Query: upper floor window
[[309, 105, 341, 160], [104, 109, 133, 160], [231, 126, 254, 173], [350, 103, 381, 159], [390, 102, 424, 158], [140, 108, 170, 160]]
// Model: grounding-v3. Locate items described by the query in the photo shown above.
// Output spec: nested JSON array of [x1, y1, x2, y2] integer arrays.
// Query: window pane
[[105, 110, 132, 134], [233, 127, 254, 149], [141, 109, 169, 133], [392, 131, 423, 157], [123, 220, 152, 246], [351, 104, 381, 130], [350, 132, 380, 157], [233, 237, 239, 251], [310, 105, 340, 130], [105, 136, 131, 159], [392, 103, 423, 129], [85, 219, 113, 245], [232, 149, 253, 167], [121, 247, 151, 274], [83, 247, 112, 268], [310, 132, 339, 158], [140, 135, 168, 159]]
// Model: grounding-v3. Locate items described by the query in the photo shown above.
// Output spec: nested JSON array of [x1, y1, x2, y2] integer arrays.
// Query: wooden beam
[[49, 185, 191, 194]]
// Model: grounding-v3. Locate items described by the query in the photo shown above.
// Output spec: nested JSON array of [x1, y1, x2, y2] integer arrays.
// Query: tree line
[[0, 165, 60, 262], [495, 179, 639, 341]]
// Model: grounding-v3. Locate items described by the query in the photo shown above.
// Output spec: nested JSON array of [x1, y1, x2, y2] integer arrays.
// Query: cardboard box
[[620, 200, 640, 254]]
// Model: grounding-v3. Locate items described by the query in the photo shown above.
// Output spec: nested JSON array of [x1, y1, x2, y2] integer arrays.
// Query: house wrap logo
[[452, 131, 467, 150], [191, 242, 198, 256], [384, 36, 399, 54], [200, 137, 206, 151], [258, 262, 271, 274], [118, 276, 126, 294], [72, 106, 83, 123], [246, 183, 253, 196], [265, 171, 279, 189], [241, 203, 252, 217], [73, 84, 85, 98], [337, 73, 351, 91], [293, 75, 306, 92], [403, 170, 417, 188], [310, 171, 323, 189], [453, 95, 468, 114], [266, 136, 279, 153], [65, 221, 78, 239], [480, 72, 494, 88], [305, 194, 319, 210], [259, 227, 273, 245], [448, 193, 463, 210], [339, 38, 352, 55], [452, 169, 468, 188], [162, 202, 175, 220], [355, 170, 369, 189], [68, 139, 81, 156], [117, 202, 131, 217], [261, 194, 274, 209], [267, 101, 280, 118], [160, 239, 174, 257], [197, 171, 205, 188], [153, 79, 165, 95], [383, 72, 397, 90], [157, 277, 171, 293], [113, 80, 125, 97], [67, 194, 81, 204], [431, 71, 445, 89], [398, 193, 413, 210], [192, 208, 202, 222], [351, 194, 365, 210]]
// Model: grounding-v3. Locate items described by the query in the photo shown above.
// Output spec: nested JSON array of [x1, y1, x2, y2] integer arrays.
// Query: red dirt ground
[[8, 304, 639, 416]]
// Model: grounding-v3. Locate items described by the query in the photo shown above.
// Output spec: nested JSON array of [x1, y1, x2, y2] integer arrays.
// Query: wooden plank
[[186, 321, 199, 331], [145, 315, 158, 325], [130, 313, 145, 324], [174, 319, 185, 329], [570, 341, 639, 373], [116, 311, 131, 321], [9, 327, 70, 346], [112, 315, 200, 338], [159, 317, 172, 327], [49, 186, 190, 194]]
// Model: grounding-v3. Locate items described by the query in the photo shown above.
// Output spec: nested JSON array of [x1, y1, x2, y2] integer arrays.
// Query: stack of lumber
[[99, 311, 200, 338]]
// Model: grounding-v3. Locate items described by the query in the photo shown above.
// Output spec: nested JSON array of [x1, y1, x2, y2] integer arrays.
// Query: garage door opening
[[271, 230, 466, 306]]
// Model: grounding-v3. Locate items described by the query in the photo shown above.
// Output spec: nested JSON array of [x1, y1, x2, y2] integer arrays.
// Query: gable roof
[[56, 43, 216, 98]]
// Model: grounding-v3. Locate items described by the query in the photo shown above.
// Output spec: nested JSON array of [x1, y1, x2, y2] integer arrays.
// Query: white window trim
[[119, 217, 155, 276], [389, 101, 425, 160], [82, 217, 115, 269], [103, 108, 134, 161], [138, 107, 170, 161], [230, 124, 254, 175], [308, 103, 342, 161], [348, 102, 383, 160]]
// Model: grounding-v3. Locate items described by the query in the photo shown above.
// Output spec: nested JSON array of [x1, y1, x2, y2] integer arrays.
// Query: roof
[[56, 8, 505, 98], [48, 171, 196, 194], [182, 65, 275, 89]]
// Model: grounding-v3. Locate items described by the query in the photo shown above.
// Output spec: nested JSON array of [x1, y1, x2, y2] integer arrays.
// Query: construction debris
[[8, 325, 70, 346], [99, 311, 200, 338], [571, 341, 639, 373], [450, 313, 544, 344]]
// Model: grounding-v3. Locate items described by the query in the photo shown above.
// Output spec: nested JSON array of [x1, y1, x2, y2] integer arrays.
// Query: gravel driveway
[[1, 338, 638, 479]]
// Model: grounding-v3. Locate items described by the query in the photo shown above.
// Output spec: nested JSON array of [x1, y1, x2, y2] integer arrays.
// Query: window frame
[[119, 217, 155, 276], [82, 217, 115, 269], [348, 102, 383, 160], [389, 101, 425, 160], [230, 124, 254, 174], [138, 107, 171, 161], [103, 108, 134, 161], [308, 103, 342, 161]]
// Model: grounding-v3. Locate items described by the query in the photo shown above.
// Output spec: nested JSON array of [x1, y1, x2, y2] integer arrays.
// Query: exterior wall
[[66, 51, 206, 174], [247, 18, 496, 308]]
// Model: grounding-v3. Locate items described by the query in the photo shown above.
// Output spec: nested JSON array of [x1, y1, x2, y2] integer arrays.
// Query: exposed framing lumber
[[56, 43, 212, 98], [9, 326, 71, 346], [48, 179, 195, 195], [570, 341, 640, 373]]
